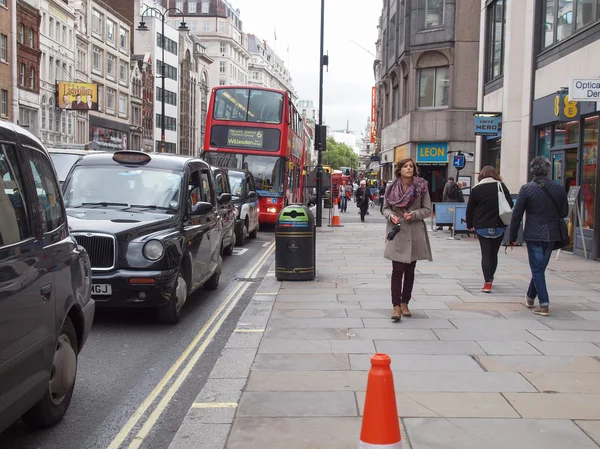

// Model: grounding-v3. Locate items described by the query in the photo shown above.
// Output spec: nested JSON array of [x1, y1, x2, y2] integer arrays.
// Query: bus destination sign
[[227, 129, 264, 148]]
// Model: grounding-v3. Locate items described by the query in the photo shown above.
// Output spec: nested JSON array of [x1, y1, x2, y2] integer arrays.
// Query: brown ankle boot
[[400, 303, 412, 317], [391, 306, 402, 322]]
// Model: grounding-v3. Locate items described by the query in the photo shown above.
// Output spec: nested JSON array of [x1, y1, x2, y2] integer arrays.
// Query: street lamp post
[[137, 6, 188, 153], [315, 0, 328, 227]]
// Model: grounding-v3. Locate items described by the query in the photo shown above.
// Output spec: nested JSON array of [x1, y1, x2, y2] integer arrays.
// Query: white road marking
[[232, 248, 249, 256]]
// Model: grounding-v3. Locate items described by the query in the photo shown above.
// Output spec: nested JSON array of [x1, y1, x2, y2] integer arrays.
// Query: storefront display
[[90, 126, 127, 151]]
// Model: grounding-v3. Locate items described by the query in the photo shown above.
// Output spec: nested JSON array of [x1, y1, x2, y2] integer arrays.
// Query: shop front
[[476, 114, 502, 173], [532, 92, 599, 259], [416, 142, 448, 203], [89, 116, 130, 152]]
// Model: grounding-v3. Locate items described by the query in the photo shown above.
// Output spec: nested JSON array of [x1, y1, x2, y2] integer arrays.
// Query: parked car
[[47, 148, 104, 187], [226, 168, 260, 246], [0, 121, 94, 432], [62, 151, 226, 324], [210, 165, 236, 256]]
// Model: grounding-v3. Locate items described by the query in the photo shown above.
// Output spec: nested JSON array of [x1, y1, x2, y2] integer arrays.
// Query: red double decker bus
[[203, 86, 306, 224]]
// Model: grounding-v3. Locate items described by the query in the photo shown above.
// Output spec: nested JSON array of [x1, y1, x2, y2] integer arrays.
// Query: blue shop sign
[[475, 116, 500, 136], [417, 142, 448, 164]]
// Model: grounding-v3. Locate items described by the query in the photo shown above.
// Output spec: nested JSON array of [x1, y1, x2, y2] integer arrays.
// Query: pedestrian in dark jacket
[[509, 156, 568, 316], [466, 166, 513, 293], [355, 180, 370, 222]]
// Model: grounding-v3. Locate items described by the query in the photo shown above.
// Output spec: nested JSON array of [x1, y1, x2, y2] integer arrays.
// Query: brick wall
[[0, 1, 13, 120], [17, 0, 41, 93]]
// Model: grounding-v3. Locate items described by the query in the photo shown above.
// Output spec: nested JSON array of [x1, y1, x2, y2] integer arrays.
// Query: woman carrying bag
[[383, 158, 432, 321], [466, 166, 514, 293]]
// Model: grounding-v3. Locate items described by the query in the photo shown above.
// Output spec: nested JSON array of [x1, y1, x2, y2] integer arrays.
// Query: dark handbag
[[535, 181, 570, 249]]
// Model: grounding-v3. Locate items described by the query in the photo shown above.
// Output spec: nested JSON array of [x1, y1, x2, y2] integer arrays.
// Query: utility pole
[[315, 0, 328, 227]]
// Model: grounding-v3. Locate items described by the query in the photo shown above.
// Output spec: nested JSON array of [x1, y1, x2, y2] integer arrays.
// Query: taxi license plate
[[91, 284, 112, 296]]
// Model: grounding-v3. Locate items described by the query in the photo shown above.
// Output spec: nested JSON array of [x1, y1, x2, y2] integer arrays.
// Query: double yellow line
[[107, 242, 275, 449]]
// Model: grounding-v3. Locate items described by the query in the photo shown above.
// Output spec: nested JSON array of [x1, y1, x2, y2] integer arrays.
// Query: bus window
[[213, 88, 283, 124]]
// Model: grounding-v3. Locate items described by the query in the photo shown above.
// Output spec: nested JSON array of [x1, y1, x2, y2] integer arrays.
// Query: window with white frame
[[119, 93, 127, 117], [48, 97, 53, 129], [188, 1, 197, 13], [41, 96, 46, 129], [119, 59, 128, 83], [220, 43, 226, 54], [0, 0, 6, 7], [19, 64, 25, 85], [418, 66, 449, 108], [107, 19, 116, 45], [49, 17, 53, 38], [1, 89, 7, 116], [29, 67, 34, 89], [203, 21, 210, 32], [92, 9, 103, 36], [424, 0, 444, 28], [18, 24, 23, 43], [28, 29, 33, 47], [0, 34, 6, 61], [220, 61, 226, 73], [107, 54, 116, 78], [176, 1, 184, 12], [106, 88, 115, 112], [201, 0, 209, 13], [120, 28, 128, 52]]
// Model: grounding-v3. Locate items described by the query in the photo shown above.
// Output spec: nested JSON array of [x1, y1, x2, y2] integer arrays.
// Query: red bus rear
[[203, 86, 306, 225]]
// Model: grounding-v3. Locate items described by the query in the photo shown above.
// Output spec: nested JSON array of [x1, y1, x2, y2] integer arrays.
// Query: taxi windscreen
[[64, 166, 183, 211]]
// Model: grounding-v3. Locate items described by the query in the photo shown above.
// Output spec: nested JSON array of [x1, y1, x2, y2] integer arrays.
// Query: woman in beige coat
[[383, 158, 433, 321]]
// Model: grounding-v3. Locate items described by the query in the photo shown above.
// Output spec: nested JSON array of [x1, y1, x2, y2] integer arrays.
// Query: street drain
[[235, 277, 263, 282]]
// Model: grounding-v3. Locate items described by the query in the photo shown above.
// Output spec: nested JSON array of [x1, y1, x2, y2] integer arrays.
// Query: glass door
[[550, 150, 565, 186]]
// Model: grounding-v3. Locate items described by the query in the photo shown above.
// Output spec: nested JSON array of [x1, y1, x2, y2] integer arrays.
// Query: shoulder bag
[[535, 181, 570, 249], [497, 182, 513, 225]]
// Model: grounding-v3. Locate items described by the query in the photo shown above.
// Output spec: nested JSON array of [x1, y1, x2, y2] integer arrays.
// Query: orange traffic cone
[[359, 354, 402, 448], [329, 197, 343, 227]]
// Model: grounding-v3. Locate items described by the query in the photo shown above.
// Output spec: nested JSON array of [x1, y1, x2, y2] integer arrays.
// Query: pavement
[[169, 199, 600, 449]]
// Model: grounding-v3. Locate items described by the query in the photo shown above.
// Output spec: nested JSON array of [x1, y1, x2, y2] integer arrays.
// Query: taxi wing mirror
[[217, 192, 232, 204], [247, 191, 258, 201], [190, 201, 213, 216]]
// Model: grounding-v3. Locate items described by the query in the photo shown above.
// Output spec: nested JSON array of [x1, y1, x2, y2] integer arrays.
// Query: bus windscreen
[[213, 88, 284, 124]]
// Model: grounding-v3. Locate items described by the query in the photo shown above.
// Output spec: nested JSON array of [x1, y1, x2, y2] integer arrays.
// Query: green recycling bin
[[275, 205, 316, 281]]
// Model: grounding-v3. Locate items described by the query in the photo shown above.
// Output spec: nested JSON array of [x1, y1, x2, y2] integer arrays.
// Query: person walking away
[[352, 181, 359, 203], [466, 166, 513, 293], [355, 180, 370, 222], [379, 181, 387, 214], [338, 180, 348, 213], [508, 156, 568, 316], [383, 158, 432, 320], [437, 177, 463, 230]]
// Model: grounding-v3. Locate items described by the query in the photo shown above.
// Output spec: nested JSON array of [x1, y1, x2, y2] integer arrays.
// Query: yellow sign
[[554, 95, 560, 116], [394, 145, 408, 163], [57, 82, 99, 110], [563, 95, 578, 119]]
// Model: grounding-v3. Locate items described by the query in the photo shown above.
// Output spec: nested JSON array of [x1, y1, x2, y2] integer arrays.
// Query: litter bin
[[275, 205, 316, 281]]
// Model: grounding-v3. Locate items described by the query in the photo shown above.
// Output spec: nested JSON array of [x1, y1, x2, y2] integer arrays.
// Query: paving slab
[[424, 310, 504, 319], [477, 355, 600, 373], [349, 328, 439, 340], [263, 328, 350, 340], [237, 391, 357, 417], [540, 320, 600, 331], [374, 340, 486, 355], [270, 308, 348, 318], [360, 318, 455, 329], [272, 301, 361, 310], [476, 341, 542, 355], [404, 418, 599, 449], [209, 348, 258, 379], [574, 311, 600, 320], [434, 328, 538, 341], [252, 353, 350, 371], [447, 302, 528, 312], [575, 421, 600, 446], [505, 393, 600, 419], [258, 338, 375, 354], [267, 317, 364, 329], [355, 392, 519, 418], [169, 423, 231, 449], [448, 319, 551, 330], [245, 370, 367, 391], [224, 332, 264, 349], [225, 417, 364, 449], [523, 372, 600, 393], [528, 329, 600, 342], [528, 341, 600, 356], [349, 354, 484, 372], [389, 371, 536, 393]]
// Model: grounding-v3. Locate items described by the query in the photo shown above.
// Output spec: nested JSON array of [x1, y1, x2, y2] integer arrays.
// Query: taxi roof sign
[[113, 151, 151, 165]]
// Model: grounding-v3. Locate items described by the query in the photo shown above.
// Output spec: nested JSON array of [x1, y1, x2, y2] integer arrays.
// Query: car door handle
[[40, 284, 52, 303]]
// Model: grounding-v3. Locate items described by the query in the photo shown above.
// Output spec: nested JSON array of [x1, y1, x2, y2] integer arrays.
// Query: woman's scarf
[[385, 176, 429, 209]]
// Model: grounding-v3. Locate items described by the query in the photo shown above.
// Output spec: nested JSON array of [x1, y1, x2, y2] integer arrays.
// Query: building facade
[[375, 0, 480, 202], [39, 0, 76, 145], [0, 0, 14, 123], [129, 58, 143, 150], [165, 0, 250, 91], [16, 0, 41, 135], [247, 34, 297, 99], [476, 0, 600, 259], [298, 99, 318, 167], [72, 0, 90, 144], [132, 52, 155, 152]]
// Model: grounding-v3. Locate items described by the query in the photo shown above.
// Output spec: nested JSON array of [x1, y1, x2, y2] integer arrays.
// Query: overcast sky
[[234, 0, 382, 138]]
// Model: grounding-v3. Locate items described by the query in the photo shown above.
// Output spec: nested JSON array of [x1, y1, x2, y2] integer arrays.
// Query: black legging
[[478, 236, 504, 282]]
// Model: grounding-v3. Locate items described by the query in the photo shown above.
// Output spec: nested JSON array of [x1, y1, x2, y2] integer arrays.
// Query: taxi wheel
[[249, 222, 258, 239], [22, 318, 78, 428], [223, 233, 235, 256], [235, 225, 246, 247], [204, 268, 220, 290], [157, 273, 187, 325]]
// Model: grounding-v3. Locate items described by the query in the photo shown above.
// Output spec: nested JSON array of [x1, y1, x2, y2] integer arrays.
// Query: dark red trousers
[[391, 261, 417, 306]]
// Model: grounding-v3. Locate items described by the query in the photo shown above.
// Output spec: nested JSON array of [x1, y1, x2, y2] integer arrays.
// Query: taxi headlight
[[143, 240, 164, 261]]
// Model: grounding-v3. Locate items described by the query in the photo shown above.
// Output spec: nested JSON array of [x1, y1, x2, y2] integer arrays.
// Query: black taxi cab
[[62, 151, 227, 324]]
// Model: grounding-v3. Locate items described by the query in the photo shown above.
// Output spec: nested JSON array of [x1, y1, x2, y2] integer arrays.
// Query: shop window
[[555, 120, 579, 146], [581, 116, 598, 229], [538, 126, 552, 158]]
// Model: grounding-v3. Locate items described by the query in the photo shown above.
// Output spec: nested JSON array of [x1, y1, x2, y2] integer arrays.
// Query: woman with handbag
[[383, 158, 432, 321], [466, 166, 514, 293], [509, 156, 568, 316]]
